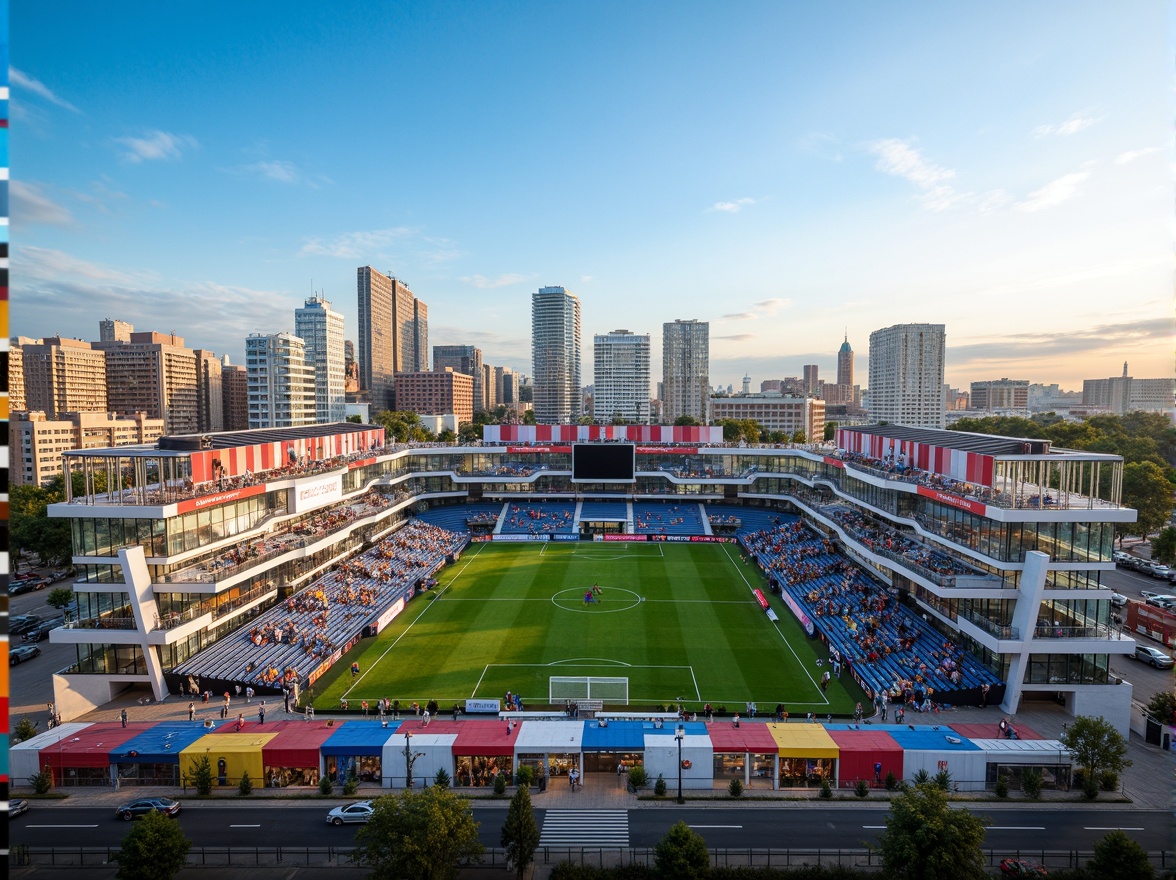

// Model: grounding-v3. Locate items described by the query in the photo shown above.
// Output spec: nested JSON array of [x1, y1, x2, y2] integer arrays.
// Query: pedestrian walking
[[617, 762, 626, 789], [220, 702, 228, 719], [307, 706, 315, 722], [120, 708, 128, 728], [188, 702, 195, 722], [245, 686, 254, 703], [236, 713, 245, 731], [258, 701, 266, 724], [235, 684, 242, 698]]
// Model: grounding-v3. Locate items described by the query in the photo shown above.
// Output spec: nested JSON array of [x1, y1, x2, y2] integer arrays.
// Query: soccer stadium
[[41, 421, 1135, 788]]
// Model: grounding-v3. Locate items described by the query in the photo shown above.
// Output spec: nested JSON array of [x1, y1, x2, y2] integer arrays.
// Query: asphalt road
[[9, 804, 1174, 853]]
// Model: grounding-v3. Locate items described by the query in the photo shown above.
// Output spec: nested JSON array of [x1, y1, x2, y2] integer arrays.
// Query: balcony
[[62, 615, 138, 631]]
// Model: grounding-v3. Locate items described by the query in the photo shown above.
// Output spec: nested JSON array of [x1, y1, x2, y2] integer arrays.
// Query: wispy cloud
[[11, 181, 74, 227], [714, 334, 755, 341], [867, 139, 965, 211], [223, 159, 328, 187], [948, 318, 1171, 365], [299, 227, 416, 259], [459, 273, 530, 289], [797, 131, 841, 161], [720, 298, 792, 322], [1015, 169, 1090, 213], [10, 67, 80, 113], [1115, 147, 1160, 165], [709, 197, 756, 213], [1031, 112, 1100, 139], [114, 130, 199, 163]]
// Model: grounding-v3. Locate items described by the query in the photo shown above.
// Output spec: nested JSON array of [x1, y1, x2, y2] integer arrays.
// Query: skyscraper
[[802, 365, 819, 394], [662, 319, 709, 424], [837, 332, 854, 388], [867, 323, 946, 429], [194, 349, 224, 432], [21, 337, 108, 417], [95, 331, 200, 434], [593, 330, 651, 424], [295, 295, 347, 423], [433, 344, 482, 414], [356, 267, 427, 411], [531, 286, 581, 424], [246, 333, 317, 429]]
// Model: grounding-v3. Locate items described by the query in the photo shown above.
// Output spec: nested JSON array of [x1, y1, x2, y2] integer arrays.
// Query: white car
[[326, 800, 374, 825], [1146, 596, 1176, 610], [1109, 592, 1128, 608]]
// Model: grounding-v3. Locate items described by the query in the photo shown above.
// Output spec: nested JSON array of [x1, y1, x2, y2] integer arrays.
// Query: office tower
[[803, 365, 819, 394], [742, 374, 752, 395], [394, 367, 474, 425], [99, 318, 134, 343], [837, 333, 854, 388], [710, 393, 825, 441], [194, 349, 224, 432], [593, 329, 651, 424], [970, 379, 1029, 412], [357, 267, 427, 411], [532, 286, 581, 424], [867, 323, 946, 429], [433, 345, 483, 414], [1082, 364, 1175, 415], [246, 333, 317, 429], [662, 319, 709, 424], [482, 363, 496, 410], [221, 359, 249, 431], [295, 295, 347, 423], [12, 410, 165, 487], [22, 337, 108, 417], [95, 331, 200, 434], [494, 366, 518, 407]]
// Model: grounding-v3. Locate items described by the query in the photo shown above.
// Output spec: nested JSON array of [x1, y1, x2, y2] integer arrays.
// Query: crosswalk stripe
[[540, 809, 629, 847]]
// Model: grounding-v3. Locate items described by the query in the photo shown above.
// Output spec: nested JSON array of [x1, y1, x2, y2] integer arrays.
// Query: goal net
[[549, 676, 629, 705]]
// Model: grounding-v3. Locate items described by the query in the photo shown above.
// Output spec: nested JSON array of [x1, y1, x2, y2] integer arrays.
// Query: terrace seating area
[[706, 504, 791, 535], [741, 522, 1002, 704], [461, 461, 549, 478], [499, 502, 577, 535], [826, 509, 979, 581], [174, 520, 468, 690], [579, 501, 628, 521], [653, 457, 730, 478], [632, 501, 706, 534], [414, 503, 504, 533]]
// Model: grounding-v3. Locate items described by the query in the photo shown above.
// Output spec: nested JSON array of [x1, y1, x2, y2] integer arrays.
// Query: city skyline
[[10, 2, 1171, 390]]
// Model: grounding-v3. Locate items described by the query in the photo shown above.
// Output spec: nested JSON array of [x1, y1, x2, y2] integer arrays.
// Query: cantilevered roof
[[159, 422, 377, 452], [840, 425, 1049, 456]]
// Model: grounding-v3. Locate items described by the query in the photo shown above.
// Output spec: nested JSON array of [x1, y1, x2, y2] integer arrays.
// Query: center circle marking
[[551, 587, 642, 614]]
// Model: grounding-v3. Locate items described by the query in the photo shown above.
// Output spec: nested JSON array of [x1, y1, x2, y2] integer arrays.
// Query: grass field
[[310, 541, 867, 714]]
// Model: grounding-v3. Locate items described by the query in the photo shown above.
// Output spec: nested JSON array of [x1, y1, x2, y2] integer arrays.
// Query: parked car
[[9, 799, 30, 819], [9, 645, 42, 665], [1000, 857, 1048, 877], [8, 615, 43, 636], [1112, 550, 1130, 564], [1146, 597, 1176, 611], [9, 577, 50, 595], [21, 618, 64, 642], [1133, 646, 1175, 669], [326, 801, 375, 825], [1109, 592, 1128, 607], [1147, 564, 1173, 580], [114, 797, 182, 821]]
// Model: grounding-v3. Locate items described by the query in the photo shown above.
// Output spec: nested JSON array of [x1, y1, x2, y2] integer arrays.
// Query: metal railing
[[960, 608, 1021, 640], [61, 615, 138, 630]]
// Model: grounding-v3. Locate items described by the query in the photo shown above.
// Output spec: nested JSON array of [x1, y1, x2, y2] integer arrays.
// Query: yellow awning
[[766, 723, 840, 758]]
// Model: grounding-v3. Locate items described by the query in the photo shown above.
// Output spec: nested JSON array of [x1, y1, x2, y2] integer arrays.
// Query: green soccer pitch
[[308, 540, 867, 714]]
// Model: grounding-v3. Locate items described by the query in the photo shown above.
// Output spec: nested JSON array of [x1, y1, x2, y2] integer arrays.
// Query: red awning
[[705, 722, 779, 752], [41, 722, 151, 769], [262, 723, 339, 767], [452, 720, 522, 756]]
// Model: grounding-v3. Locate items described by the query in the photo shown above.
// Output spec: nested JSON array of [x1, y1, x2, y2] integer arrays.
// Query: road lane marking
[[689, 825, 743, 829], [27, 824, 99, 828], [229, 824, 262, 827], [986, 826, 1046, 831], [1085, 826, 1144, 831], [862, 826, 887, 829]]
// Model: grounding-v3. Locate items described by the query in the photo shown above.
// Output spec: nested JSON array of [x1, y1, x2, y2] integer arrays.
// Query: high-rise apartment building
[[12, 409, 165, 487], [662, 319, 709, 424], [95, 331, 200, 434], [1082, 364, 1174, 415], [393, 368, 474, 425], [8, 339, 27, 412], [493, 365, 518, 407], [803, 365, 819, 394], [357, 267, 428, 411], [98, 318, 134, 343], [970, 378, 1029, 412], [246, 333, 317, 429], [433, 345, 483, 414], [867, 323, 946, 429], [532, 286, 582, 424], [22, 337, 108, 417], [194, 349, 225, 432], [710, 393, 825, 441], [294, 296, 347, 423], [594, 329, 651, 424], [221, 359, 249, 431]]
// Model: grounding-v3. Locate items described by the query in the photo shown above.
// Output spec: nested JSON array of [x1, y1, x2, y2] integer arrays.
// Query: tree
[[356, 787, 483, 880], [674, 414, 702, 426], [653, 821, 709, 879], [1144, 690, 1176, 726], [458, 422, 482, 445], [346, 414, 363, 423], [823, 421, 838, 442], [187, 755, 213, 796], [438, 428, 456, 443], [13, 717, 39, 744], [500, 784, 540, 879], [1122, 461, 1174, 539], [521, 409, 536, 425], [1086, 829, 1155, 880], [1150, 527, 1176, 566], [47, 588, 75, 611], [876, 784, 987, 880], [1060, 715, 1131, 797], [114, 810, 191, 880]]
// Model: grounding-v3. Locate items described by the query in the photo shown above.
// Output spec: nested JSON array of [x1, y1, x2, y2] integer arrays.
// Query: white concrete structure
[[593, 330, 651, 425], [294, 296, 347, 423], [246, 332, 317, 429], [867, 323, 946, 428]]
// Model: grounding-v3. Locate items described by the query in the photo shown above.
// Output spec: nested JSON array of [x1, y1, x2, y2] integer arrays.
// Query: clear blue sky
[[11, 1, 1172, 391]]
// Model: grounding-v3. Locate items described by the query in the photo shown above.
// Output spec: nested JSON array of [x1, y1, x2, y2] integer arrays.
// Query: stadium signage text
[[374, 598, 406, 633], [915, 485, 988, 516], [494, 534, 550, 542], [601, 534, 648, 542], [176, 484, 267, 514], [293, 474, 344, 514], [465, 699, 501, 713], [779, 590, 816, 637]]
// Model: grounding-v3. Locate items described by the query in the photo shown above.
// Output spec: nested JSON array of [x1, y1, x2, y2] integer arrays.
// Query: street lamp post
[[404, 731, 414, 788], [675, 724, 685, 804]]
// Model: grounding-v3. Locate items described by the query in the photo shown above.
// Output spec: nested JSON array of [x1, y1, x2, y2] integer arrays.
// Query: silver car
[[1134, 646, 1174, 669], [326, 800, 375, 825]]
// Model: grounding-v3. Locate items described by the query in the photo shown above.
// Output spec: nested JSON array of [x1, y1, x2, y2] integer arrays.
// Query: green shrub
[[819, 778, 832, 799], [515, 765, 534, 788], [854, 779, 869, 798], [343, 777, 359, 796], [14, 717, 39, 745], [30, 766, 53, 795], [493, 773, 507, 795], [1021, 768, 1043, 800], [238, 770, 253, 796], [912, 768, 931, 787], [994, 776, 1008, 798], [433, 768, 451, 789], [189, 755, 213, 796], [728, 778, 743, 797], [319, 775, 333, 796], [654, 821, 709, 879], [884, 770, 898, 791], [1082, 776, 1100, 800], [1099, 771, 1118, 792], [933, 769, 953, 792], [627, 765, 649, 790], [654, 774, 667, 797]]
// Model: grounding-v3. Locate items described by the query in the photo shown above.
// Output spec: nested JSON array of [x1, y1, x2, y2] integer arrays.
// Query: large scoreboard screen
[[572, 443, 636, 483]]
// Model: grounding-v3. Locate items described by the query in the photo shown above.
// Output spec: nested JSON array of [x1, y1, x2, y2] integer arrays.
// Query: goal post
[[549, 676, 629, 705]]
